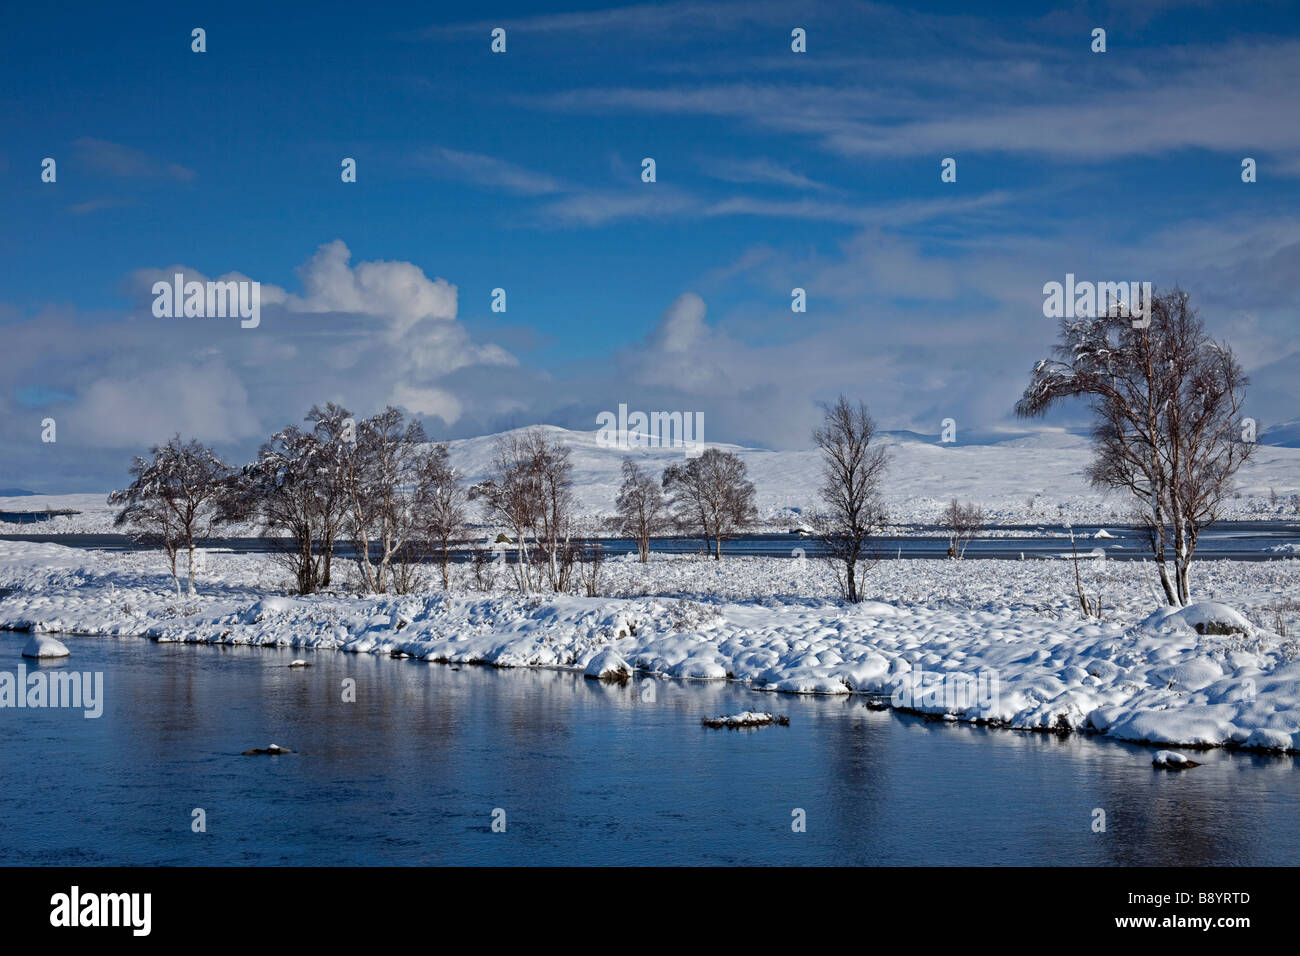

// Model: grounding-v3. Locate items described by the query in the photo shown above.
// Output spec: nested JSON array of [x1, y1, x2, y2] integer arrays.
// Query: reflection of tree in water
[[818, 701, 894, 864]]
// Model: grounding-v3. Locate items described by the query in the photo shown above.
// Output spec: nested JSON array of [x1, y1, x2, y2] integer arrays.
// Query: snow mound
[[22, 634, 70, 658], [1093, 529, 1116, 538], [584, 648, 632, 681], [1142, 602, 1255, 637]]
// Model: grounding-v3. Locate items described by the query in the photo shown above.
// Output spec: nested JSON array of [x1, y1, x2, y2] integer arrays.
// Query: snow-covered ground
[[2, 539, 1297, 754], [6, 426, 1300, 534]]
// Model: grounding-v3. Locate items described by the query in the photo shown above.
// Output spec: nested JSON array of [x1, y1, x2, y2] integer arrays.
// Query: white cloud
[[66, 359, 261, 448], [652, 293, 709, 353], [286, 239, 458, 339], [390, 384, 464, 424]]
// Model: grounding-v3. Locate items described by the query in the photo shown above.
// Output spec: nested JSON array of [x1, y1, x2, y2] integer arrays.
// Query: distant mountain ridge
[[1260, 418, 1300, 448], [441, 423, 1299, 522]]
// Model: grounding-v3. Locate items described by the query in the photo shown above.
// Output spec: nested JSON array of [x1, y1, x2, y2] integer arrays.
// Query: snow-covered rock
[[1143, 601, 1255, 637], [1152, 750, 1200, 769], [702, 711, 788, 728], [242, 743, 292, 755], [584, 648, 633, 681], [22, 634, 70, 658]]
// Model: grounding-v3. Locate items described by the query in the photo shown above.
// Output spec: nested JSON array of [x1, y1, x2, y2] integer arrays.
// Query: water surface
[[2, 631, 1296, 866]]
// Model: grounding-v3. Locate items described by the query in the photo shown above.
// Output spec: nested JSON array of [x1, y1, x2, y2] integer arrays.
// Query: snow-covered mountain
[[5, 426, 1298, 533], [1260, 418, 1300, 448], [443, 425, 1300, 526]]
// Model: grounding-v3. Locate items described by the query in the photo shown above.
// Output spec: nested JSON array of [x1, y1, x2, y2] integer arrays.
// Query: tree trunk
[[168, 546, 181, 597]]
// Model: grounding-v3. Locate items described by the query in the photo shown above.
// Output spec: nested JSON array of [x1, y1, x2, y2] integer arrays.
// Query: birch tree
[[1016, 288, 1252, 605], [810, 396, 889, 602], [414, 442, 467, 589], [110, 436, 232, 596], [615, 459, 670, 562], [662, 448, 757, 559]]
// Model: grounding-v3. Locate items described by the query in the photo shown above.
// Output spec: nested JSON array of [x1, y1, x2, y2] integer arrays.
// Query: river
[[2, 631, 1297, 865]]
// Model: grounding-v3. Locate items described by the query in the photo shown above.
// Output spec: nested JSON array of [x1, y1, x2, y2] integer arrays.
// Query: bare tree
[[573, 538, 605, 596], [343, 407, 428, 594], [469, 538, 497, 591], [468, 429, 577, 593], [1065, 523, 1102, 618], [527, 430, 576, 592], [413, 443, 467, 589], [662, 448, 757, 560], [1017, 288, 1253, 605], [615, 459, 670, 562], [944, 499, 984, 559], [110, 436, 232, 596], [234, 424, 333, 594], [304, 402, 356, 589], [810, 396, 889, 602], [470, 430, 543, 591]]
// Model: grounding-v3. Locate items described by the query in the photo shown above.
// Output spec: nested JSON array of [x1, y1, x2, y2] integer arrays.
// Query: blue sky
[[3, 0, 1299, 490]]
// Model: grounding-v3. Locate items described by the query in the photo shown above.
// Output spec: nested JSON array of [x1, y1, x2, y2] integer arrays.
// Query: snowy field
[[5, 426, 1300, 535], [2, 539, 1297, 754]]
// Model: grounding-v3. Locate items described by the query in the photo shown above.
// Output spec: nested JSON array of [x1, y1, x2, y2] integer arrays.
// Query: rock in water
[[1153, 750, 1200, 770], [22, 634, 70, 659], [702, 712, 790, 728], [242, 744, 293, 756]]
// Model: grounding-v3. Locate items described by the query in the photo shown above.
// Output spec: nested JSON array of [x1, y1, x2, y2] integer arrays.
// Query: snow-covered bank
[[1, 540, 1297, 754]]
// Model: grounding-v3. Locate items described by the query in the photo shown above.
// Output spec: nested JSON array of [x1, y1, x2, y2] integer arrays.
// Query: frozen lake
[[2, 630, 1298, 865]]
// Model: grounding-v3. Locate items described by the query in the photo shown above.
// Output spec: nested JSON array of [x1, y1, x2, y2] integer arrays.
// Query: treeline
[[106, 397, 941, 606], [110, 404, 467, 597], [108, 406, 764, 598], [111, 287, 1251, 612]]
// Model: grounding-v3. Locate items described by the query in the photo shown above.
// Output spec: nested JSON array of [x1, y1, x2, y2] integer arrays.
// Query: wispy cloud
[[527, 39, 1300, 163], [702, 191, 1013, 226], [66, 197, 135, 215], [418, 0, 803, 39], [532, 187, 697, 227], [73, 138, 196, 181], [418, 146, 565, 195], [700, 156, 829, 190]]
